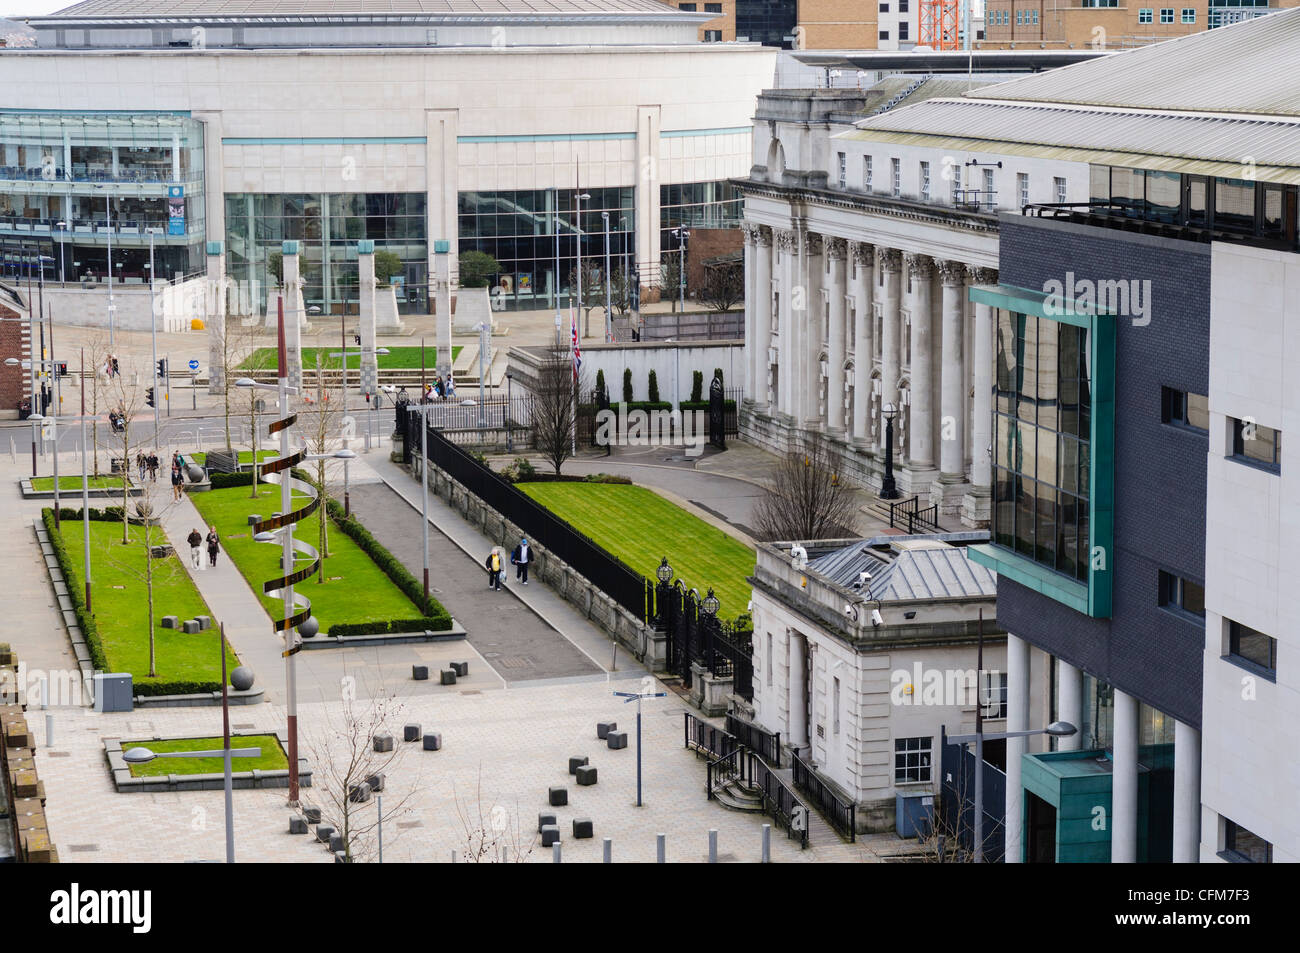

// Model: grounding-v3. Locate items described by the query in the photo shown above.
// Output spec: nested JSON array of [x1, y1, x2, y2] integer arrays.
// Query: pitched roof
[[44, 0, 686, 18], [807, 536, 997, 602]]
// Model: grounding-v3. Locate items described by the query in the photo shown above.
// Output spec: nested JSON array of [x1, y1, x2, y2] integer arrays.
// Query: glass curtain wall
[[225, 192, 427, 315], [458, 187, 633, 313]]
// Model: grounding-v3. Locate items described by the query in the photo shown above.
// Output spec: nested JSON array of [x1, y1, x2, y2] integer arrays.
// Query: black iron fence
[[888, 495, 942, 534], [408, 412, 652, 621], [726, 713, 781, 768], [683, 712, 739, 761], [710, 623, 753, 701], [706, 746, 744, 800], [792, 754, 856, 843], [749, 753, 809, 848]]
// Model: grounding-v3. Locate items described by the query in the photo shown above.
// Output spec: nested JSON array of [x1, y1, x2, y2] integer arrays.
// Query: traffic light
[[146, 387, 155, 408], [156, 358, 167, 378], [56, 361, 67, 377]]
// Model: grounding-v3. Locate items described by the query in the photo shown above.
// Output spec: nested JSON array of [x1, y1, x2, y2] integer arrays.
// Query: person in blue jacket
[[511, 537, 533, 585]]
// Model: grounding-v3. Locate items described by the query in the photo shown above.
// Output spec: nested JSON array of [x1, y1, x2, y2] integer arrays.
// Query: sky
[[3, 1, 68, 16]]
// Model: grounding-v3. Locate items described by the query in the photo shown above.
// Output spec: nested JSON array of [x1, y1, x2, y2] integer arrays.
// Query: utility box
[[93, 673, 133, 713], [895, 791, 935, 839]]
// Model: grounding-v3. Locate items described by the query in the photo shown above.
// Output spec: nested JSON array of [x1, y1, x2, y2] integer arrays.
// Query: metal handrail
[[792, 753, 856, 843]]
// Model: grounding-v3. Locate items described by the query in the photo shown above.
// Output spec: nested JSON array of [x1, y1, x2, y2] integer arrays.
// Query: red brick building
[[0, 283, 31, 420]]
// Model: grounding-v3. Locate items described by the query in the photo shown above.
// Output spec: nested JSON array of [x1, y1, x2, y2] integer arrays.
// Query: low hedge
[[678, 400, 738, 413], [328, 618, 451, 638], [609, 401, 674, 415], [322, 496, 453, 633], [514, 473, 633, 485], [41, 508, 223, 697]]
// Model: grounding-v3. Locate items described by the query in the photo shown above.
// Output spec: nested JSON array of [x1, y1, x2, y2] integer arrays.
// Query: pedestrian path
[[356, 451, 648, 684]]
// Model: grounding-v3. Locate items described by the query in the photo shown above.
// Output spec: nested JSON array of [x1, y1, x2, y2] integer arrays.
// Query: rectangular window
[[833, 677, 841, 734], [766, 633, 773, 686], [1017, 172, 1029, 206], [1139, 7, 1153, 21], [864, 155, 873, 191], [1016, 9, 1023, 23], [1223, 820, 1273, 863], [1054, 176, 1067, 204], [703, 29, 722, 41], [891, 158, 901, 197], [837, 152, 846, 188], [1231, 417, 1282, 473], [1182, 8, 1195, 21], [880, 2, 889, 10], [1225, 619, 1277, 677], [981, 671, 1008, 719], [679, 2, 696, 8], [704, 2, 722, 11], [1160, 7, 1174, 22], [1158, 570, 1205, 618], [984, 167, 995, 208], [880, 29, 890, 40], [894, 736, 933, 784], [1033, 10, 1039, 23], [899, 21, 910, 39], [920, 160, 931, 200], [899, 0, 909, 9], [1161, 386, 1209, 432]]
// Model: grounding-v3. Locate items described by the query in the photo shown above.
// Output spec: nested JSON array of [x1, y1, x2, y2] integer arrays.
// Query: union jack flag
[[571, 315, 581, 382]]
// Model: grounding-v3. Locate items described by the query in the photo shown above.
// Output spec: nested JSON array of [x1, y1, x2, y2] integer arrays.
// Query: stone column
[[1173, 720, 1201, 864], [879, 248, 902, 431], [788, 630, 809, 754], [434, 239, 452, 380], [742, 223, 758, 405], [801, 231, 825, 429], [850, 242, 874, 447], [279, 240, 303, 394], [963, 267, 998, 527], [825, 237, 848, 435], [931, 259, 969, 514], [1056, 657, 1084, 751], [205, 241, 226, 396], [1112, 688, 1139, 863], [775, 228, 798, 422], [752, 226, 773, 411], [357, 240, 379, 403], [1005, 633, 1030, 864], [904, 253, 936, 475]]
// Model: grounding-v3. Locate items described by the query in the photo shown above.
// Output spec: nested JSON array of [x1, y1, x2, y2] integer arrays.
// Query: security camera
[[870, 608, 884, 628], [790, 544, 808, 569], [843, 603, 859, 622], [859, 570, 872, 587]]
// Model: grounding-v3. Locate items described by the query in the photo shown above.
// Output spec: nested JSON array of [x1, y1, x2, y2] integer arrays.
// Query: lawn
[[56, 520, 238, 686], [239, 346, 461, 371], [515, 482, 756, 620], [189, 450, 278, 466], [32, 475, 124, 491], [124, 734, 288, 777], [190, 484, 423, 633]]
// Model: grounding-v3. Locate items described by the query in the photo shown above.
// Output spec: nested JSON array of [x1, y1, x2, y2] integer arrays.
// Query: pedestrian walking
[[445, 375, 457, 399], [484, 547, 503, 591], [187, 528, 203, 570], [511, 537, 532, 585], [206, 525, 220, 567], [171, 460, 184, 501], [147, 452, 159, 482], [136, 453, 146, 483]]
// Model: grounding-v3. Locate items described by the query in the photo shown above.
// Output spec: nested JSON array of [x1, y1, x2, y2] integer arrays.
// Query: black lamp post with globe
[[880, 401, 901, 500]]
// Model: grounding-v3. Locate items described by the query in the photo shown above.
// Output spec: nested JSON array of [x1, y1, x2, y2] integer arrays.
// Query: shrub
[[210, 471, 254, 489], [678, 399, 737, 414], [328, 617, 451, 637], [583, 473, 633, 485], [595, 369, 606, 398], [691, 370, 703, 403], [622, 368, 634, 403], [714, 367, 724, 387], [647, 369, 660, 403], [514, 457, 537, 480]]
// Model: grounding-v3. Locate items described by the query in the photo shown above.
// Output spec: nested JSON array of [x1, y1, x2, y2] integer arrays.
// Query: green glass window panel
[[1015, 479, 1036, 558], [1145, 170, 1181, 223], [1215, 178, 1255, 230]]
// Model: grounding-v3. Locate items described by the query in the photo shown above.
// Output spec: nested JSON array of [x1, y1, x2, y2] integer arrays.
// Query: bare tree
[[302, 349, 344, 581], [218, 305, 269, 453], [82, 330, 113, 478], [659, 253, 684, 314], [568, 258, 603, 338], [303, 691, 418, 863], [753, 433, 858, 541], [452, 768, 536, 863], [701, 259, 744, 313], [100, 358, 148, 544], [530, 346, 586, 476]]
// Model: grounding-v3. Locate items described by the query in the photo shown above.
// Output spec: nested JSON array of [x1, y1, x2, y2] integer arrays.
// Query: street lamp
[[328, 346, 388, 452], [671, 227, 690, 314], [302, 448, 355, 517], [146, 226, 162, 444], [614, 687, 668, 807], [880, 400, 900, 500], [702, 587, 719, 617], [656, 556, 674, 585], [55, 221, 66, 284], [93, 185, 116, 347], [601, 210, 612, 343], [575, 192, 591, 338]]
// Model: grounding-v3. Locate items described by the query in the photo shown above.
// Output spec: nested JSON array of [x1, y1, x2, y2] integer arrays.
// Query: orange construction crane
[[919, 0, 960, 50]]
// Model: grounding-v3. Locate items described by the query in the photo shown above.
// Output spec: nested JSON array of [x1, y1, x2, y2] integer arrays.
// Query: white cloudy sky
[[3, 1, 69, 16]]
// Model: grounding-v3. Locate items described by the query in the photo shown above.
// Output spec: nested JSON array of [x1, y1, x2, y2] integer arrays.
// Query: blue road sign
[[188, 359, 200, 370]]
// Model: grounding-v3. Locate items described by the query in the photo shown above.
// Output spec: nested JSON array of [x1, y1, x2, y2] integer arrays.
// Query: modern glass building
[[0, 111, 206, 283]]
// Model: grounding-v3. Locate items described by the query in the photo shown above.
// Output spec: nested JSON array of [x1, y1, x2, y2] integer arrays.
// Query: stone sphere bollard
[[230, 666, 255, 692]]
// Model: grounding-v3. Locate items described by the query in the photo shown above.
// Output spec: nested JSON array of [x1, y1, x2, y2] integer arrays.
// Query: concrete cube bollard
[[316, 825, 335, 844], [348, 782, 372, 803], [423, 732, 442, 751], [537, 812, 557, 833], [329, 832, 345, 853], [576, 766, 598, 786], [182, 620, 200, 634], [607, 730, 629, 750], [195, 615, 211, 631], [403, 723, 421, 743], [161, 616, 179, 630], [596, 721, 616, 740], [540, 824, 560, 847], [373, 733, 394, 753], [572, 818, 594, 839], [302, 805, 322, 824], [366, 773, 385, 793], [440, 669, 457, 685], [548, 786, 568, 806], [247, 514, 261, 526], [289, 817, 308, 834], [334, 851, 349, 864], [451, 661, 469, 677], [568, 756, 589, 775], [412, 665, 429, 681]]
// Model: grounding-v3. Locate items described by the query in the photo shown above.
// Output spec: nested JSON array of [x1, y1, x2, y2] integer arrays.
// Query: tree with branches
[[659, 253, 685, 314], [753, 432, 858, 541], [303, 690, 419, 863], [302, 348, 346, 581], [452, 768, 535, 863], [569, 258, 604, 338], [216, 307, 270, 455], [531, 345, 586, 476], [701, 259, 744, 313], [82, 330, 113, 478]]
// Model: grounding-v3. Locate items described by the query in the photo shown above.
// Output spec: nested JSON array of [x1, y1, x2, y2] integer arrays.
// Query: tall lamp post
[[671, 226, 690, 314], [146, 226, 161, 443], [55, 221, 66, 284], [505, 372, 514, 453], [601, 210, 612, 343], [575, 191, 591, 337], [880, 400, 901, 500]]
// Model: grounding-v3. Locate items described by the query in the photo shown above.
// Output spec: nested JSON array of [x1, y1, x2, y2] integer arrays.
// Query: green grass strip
[[124, 734, 287, 777]]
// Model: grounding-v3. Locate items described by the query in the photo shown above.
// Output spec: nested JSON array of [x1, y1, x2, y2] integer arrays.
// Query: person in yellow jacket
[[484, 547, 503, 591]]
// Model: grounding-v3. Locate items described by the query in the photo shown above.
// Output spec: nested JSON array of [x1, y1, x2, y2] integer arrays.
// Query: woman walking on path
[[484, 547, 503, 591], [206, 525, 220, 567], [187, 528, 203, 570], [171, 459, 184, 501]]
